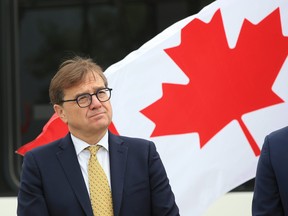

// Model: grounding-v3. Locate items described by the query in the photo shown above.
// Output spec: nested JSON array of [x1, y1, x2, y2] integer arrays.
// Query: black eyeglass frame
[[60, 87, 112, 108]]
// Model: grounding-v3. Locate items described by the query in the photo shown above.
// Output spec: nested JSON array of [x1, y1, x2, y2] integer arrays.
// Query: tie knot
[[87, 145, 101, 156]]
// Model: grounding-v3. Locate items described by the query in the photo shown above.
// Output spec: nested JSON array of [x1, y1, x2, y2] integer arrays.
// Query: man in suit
[[252, 126, 288, 215], [17, 56, 179, 216]]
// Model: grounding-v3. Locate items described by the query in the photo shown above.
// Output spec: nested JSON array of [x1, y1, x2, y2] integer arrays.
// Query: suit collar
[[108, 132, 128, 216], [57, 134, 93, 216]]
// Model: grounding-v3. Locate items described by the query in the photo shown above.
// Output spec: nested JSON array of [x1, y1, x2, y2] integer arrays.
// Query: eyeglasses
[[60, 88, 112, 108]]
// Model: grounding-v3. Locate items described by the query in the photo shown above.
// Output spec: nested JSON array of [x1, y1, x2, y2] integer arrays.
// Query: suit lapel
[[109, 133, 128, 216], [56, 134, 93, 216]]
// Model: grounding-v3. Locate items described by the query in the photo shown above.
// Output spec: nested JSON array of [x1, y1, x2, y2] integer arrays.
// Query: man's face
[[54, 71, 112, 142]]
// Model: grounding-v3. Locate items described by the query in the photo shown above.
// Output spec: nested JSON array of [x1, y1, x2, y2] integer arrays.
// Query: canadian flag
[[17, 0, 288, 215]]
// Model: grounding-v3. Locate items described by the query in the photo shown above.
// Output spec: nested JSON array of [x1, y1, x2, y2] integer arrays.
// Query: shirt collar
[[71, 131, 109, 156]]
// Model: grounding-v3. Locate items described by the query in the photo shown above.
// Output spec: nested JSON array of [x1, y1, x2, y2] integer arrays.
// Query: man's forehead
[[84, 70, 104, 83]]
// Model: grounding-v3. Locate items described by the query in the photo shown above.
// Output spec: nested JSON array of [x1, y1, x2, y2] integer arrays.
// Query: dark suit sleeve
[[17, 151, 50, 216], [252, 136, 284, 216], [148, 141, 180, 216]]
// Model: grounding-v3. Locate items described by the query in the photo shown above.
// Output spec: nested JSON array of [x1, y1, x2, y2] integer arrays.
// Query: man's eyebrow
[[93, 86, 106, 92], [74, 87, 106, 98], [72, 92, 88, 99]]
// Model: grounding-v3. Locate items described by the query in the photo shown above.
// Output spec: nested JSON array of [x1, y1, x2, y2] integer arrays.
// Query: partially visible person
[[252, 126, 288, 215], [17, 56, 180, 216]]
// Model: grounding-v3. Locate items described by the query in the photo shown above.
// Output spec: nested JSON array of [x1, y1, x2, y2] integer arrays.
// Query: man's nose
[[90, 94, 101, 107]]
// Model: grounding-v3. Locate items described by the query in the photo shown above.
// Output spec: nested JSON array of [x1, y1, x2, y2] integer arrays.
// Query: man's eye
[[77, 95, 89, 102], [98, 90, 106, 94]]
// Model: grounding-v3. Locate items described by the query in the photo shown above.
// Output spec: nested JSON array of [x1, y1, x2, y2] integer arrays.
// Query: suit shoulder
[[267, 126, 288, 141], [25, 137, 63, 157], [268, 126, 288, 138], [265, 126, 288, 151], [110, 133, 155, 150], [119, 135, 151, 143]]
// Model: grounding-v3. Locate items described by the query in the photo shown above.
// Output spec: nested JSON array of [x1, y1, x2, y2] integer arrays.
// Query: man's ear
[[54, 104, 68, 124]]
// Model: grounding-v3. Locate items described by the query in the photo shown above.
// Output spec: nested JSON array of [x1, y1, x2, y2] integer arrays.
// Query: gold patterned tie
[[87, 145, 114, 216]]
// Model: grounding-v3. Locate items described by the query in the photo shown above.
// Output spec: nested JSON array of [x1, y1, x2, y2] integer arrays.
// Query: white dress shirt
[[71, 131, 111, 195]]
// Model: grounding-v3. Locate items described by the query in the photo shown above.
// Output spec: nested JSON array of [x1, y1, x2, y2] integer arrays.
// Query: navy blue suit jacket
[[252, 126, 288, 216], [17, 132, 179, 216]]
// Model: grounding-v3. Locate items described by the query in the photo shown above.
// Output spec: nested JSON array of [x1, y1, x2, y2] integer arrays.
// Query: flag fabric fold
[[16, 113, 68, 156]]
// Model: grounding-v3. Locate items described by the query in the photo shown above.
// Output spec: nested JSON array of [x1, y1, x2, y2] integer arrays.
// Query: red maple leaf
[[141, 9, 288, 156]]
